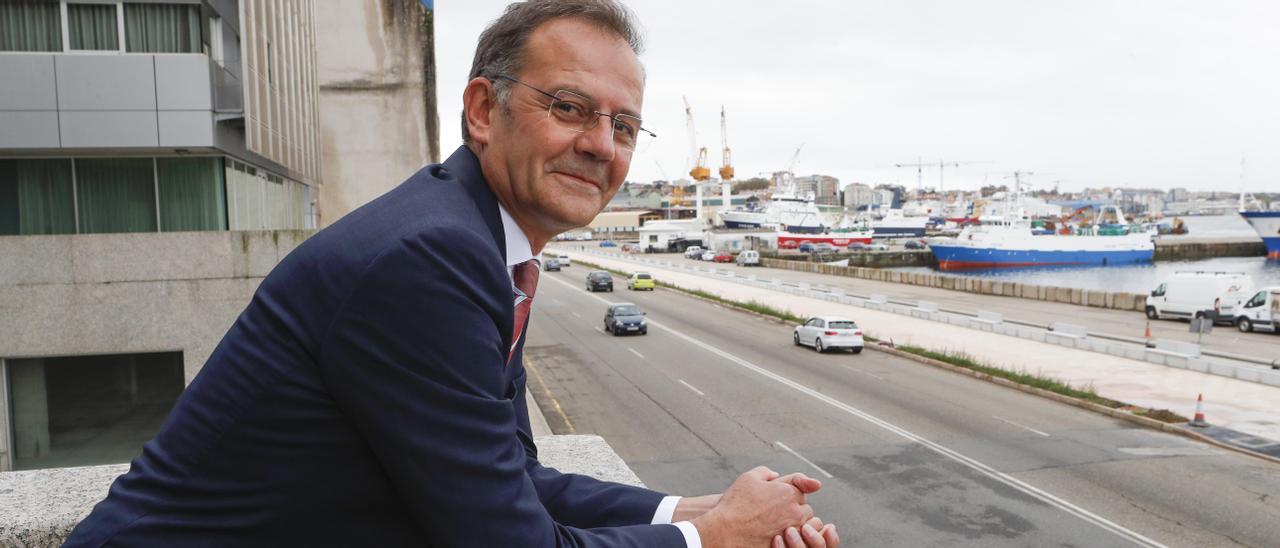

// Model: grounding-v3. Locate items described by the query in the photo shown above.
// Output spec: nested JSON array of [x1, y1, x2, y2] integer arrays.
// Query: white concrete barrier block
[[870, 294, 888, 304], [1166, 355, 1189, 369], [917, 301, 939, 313], [1209, 363, 1234, 377], [1049, 322, 1088, 339], [1124, 347, 1145, 361], [1187, 359, 1210, 373], [1144, 351, 1167, 366], [976, 310, 1003, 324], [771, 278, 781, 286], [798, 282, 810, 291], [1262, 373, 1280, 387]]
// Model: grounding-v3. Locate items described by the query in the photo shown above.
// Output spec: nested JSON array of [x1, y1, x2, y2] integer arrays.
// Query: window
[[0, 0, 62, 51], [124, 2, 200, 53], [158, 157, 227, 231], [75, 158, 157, 233], [0, 159, 76, 235], [6, 352, 185, 470], [67, 3, 119, 51], [1246, 291, 1267, 308]]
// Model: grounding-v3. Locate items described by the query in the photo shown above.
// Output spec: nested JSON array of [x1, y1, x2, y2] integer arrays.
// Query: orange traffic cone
[[1144, 320, 1152, 340], [1189, 394, 1208, 427]]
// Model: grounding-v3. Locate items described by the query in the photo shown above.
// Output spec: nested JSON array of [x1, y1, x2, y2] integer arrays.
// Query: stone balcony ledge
[[0, 434, 639, 547]]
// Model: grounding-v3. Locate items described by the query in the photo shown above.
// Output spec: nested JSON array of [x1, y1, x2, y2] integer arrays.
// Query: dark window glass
[[76, 158, 157, 234], [124, 2, 200, 53], [8, 352, 185, 470], [68, 3, 118, 50], [828, 321, 858, 329], [0, 159, 76, 235], [0, 0, 62, 52], [158, 157, 227, 232]]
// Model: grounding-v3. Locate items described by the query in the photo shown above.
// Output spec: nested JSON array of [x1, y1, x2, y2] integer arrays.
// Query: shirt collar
[[497, 202, 537, 268]]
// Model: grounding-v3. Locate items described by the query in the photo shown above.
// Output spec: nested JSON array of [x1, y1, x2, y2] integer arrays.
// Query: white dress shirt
[[497, 204, 701, 548]]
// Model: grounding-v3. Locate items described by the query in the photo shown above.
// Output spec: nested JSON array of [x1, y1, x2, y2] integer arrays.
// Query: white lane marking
[[992, 415, 1051, 437], [542, 273, 1164, 548], [593, 326, 603, 333], [776, 441, 834, 479], [628, 348, 645, 359], [678, 379, 705, 396], [1118, 447, 1219, 457], [853, 369, 885, 381], [571, 312, 581, 318]]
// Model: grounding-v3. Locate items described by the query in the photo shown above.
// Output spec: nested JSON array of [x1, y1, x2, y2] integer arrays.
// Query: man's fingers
[[784, 526, 804, 548], [805, 516, 825, 531], [798, 503, 815, 524], [747, 465, 780, 481], [776, 473, 823, 494], [772, 534, 785, 548], [823, 524, 840, 547], [801, 523, 828, 548]]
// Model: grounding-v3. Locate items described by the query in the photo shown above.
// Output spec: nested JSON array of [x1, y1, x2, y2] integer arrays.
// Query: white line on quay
[[593, 326, 603, 333], [571, 311, 581, 318], [992, 415, 1051, 437], [628, 348, 645, 359], [541, 273, 1165, 548], [678, 379, 705, 396]]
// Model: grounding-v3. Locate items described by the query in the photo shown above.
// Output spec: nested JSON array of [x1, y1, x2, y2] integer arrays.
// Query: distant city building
[[794, 174, 839, 206], [841, 182, 877, 210], [1167, 187, 1189, 202]]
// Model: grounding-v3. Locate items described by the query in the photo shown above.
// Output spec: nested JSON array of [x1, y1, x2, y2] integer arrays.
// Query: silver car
[[793, 316, 864, 354]]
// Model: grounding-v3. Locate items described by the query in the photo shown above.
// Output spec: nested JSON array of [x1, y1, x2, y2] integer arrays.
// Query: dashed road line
[[628, 348, 645, 359], [678, 379, 705, 396], [993, 415, 1051, 437], [775, 441, 834, 478]]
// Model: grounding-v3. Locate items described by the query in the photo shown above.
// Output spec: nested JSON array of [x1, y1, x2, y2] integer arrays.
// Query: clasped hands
[[678, 466, 840, 547]]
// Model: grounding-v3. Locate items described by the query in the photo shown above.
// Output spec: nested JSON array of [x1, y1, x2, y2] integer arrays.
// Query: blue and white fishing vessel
[[927, 182, 1154, 270], [1239, 211, 1280, 259]]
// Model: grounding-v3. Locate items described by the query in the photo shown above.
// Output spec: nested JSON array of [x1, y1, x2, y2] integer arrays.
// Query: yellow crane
[[684, 96, 711, 181], [718, 106, 734, 181]]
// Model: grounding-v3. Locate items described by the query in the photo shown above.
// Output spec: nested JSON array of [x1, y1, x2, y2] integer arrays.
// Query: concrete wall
[[0, 54, 215, 149], [315, 0, 439, 225], [0, 230, 314, 383], [761, 258, 1148, 312]]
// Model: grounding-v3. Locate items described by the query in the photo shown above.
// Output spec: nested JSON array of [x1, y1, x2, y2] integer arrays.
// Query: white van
[[1231, 287, 1280, 333], [683, 246, 703, 259], [735, 250, 761, 266], [1145, 272, 1251, 323]]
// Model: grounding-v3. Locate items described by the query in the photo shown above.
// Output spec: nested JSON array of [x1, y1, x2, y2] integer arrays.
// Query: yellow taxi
[[627, 272, 655, 291]]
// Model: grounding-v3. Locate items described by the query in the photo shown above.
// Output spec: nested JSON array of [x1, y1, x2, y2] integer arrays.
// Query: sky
[[435, 1, 1279, 193]]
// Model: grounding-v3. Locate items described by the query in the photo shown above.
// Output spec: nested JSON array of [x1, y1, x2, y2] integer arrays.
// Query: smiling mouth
[[552, 171, 602, 190]]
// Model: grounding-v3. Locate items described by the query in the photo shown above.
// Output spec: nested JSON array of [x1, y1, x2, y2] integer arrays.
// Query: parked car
[[866, 242, 889, 251], [736, 250, 761, 266], [556, 253, 571, 267], [1146, 272, 1251, 323], [846, 242, 867, 251], [600, 240, 617, 247], [604, 303, 647, 335], [684, 246, 704, 259], [793, 316, 864, 353], [1231, 286, 1280, 333], [543, 258, 561, 271], [627, 272, 655, 290], [779, 240, 800, 249], [700, 250, 716, 261], [713, 251, 734, 263], [904, 239, 927, 250], [811, 242, 837, 254], [585, 270, 613, 292]]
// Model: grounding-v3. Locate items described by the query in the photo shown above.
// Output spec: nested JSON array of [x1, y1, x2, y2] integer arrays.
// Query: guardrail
[[564, 248, 1280, 387]]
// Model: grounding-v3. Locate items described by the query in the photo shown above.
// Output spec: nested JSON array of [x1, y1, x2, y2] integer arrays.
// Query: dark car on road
[[604, 303, 647, 336], [586, 271, 614, 292], [543, 258, 561, 271], [904, 239, 927, 250]]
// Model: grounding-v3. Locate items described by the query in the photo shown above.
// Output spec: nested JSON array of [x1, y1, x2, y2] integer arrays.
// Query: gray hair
[[461, 0, 645, 143]]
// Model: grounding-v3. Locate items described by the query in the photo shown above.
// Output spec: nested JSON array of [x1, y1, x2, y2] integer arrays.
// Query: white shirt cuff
[[651, 495, 681, 524], [673, 521, 703, 548]]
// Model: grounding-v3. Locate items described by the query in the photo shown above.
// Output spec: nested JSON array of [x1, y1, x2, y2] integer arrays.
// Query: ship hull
[[929, 245, 1154, 270], [1240, 211, 1280, 258]]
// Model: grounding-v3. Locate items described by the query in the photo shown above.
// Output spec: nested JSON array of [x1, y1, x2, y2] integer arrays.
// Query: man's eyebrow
[[554, 85, 641, 118]]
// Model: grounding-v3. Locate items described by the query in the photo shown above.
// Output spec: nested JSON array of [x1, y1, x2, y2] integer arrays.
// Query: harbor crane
[[894, 157, 983, 193], [684, 96, 711, 181], [718, 106, 734, 181]]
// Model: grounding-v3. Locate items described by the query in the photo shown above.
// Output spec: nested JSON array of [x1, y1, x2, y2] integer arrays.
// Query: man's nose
[[574, 116, 616, 162]]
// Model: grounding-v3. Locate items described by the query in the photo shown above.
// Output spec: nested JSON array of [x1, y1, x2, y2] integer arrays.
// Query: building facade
[[0, 0, 324, 472]]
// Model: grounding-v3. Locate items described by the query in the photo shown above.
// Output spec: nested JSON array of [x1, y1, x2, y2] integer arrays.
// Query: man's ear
[[463, 77, 497, 146]]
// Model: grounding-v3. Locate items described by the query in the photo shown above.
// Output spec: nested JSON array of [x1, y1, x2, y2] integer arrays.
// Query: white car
[[700, 250, 716, 261], [684, 246, 703, 259], [793, 316, 864, 354], [556, 253, 571, 267]]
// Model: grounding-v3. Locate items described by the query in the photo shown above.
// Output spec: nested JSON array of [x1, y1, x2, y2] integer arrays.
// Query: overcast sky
[[435, 1, 1279, 193]]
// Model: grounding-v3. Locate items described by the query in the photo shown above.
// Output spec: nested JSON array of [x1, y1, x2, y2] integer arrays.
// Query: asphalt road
[[582, 249, 1280, 363], [525, 266, 1280, 547]]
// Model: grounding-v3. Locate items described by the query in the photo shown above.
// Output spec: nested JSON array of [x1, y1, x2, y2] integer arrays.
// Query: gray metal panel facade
[[155, 56, 213, 111], [159, 111, 215, 146], [55, 55, 158, 111], [0, 56, 57, 110], [60, 111, 159, 147], [0, 112, 60, 148]]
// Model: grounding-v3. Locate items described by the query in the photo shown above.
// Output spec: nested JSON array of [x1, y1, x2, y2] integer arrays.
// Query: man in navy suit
[[66, 1, 839, 546]]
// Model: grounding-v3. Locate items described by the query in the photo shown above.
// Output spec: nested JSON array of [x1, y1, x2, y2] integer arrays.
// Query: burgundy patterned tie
[[508, 259, 540, 365]]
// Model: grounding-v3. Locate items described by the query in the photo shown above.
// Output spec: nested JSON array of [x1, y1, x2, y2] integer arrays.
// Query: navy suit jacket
[[65, 147, 686, 547]]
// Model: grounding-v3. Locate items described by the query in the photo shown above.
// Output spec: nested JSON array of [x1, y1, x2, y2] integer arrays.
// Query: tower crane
[[894, 157, 983, 193], [684, 96, 711, 181], [718, 106, 734, 181]]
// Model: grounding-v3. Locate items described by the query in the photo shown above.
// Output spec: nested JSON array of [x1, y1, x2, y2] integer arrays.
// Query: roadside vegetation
[[570, 257, 1189, 424]]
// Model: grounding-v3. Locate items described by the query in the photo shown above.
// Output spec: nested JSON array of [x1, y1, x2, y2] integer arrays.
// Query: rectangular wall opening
[[7, 351, 184, 471]]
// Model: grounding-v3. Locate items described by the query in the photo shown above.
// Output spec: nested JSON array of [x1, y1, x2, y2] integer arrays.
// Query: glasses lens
[[548, 92, 592, 126]]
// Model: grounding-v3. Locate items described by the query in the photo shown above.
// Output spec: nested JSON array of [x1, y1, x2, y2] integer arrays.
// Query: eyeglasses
[[493, 74, 655, 153]]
